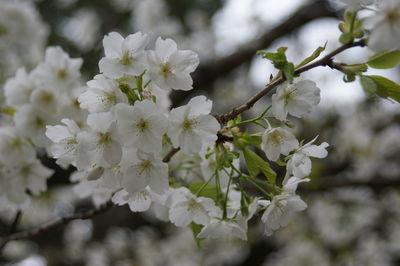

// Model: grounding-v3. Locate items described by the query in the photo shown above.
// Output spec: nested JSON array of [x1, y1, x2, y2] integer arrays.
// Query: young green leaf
[[296, 43, 327, 69], [233, 132, 262, 150], [360, 75, 400, 102], [367, 50, 400, 69], [243, 148, 276, 184], [189, 222, 204, 248], [189, 181, 218, 202], [258, 47, 295, 82], [283, 62, 295, 83]]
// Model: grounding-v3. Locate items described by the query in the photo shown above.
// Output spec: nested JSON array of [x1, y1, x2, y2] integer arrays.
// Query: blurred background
[[0, 0, 400, 265]]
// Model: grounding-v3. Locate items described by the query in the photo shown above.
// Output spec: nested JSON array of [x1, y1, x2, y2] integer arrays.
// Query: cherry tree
[[0, 0, 400, 265]]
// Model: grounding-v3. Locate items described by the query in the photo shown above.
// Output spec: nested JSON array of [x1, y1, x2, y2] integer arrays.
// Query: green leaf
[[283, 62, 295, 83], [360, 75, 400, 102], [338, 11, 364, 44], [189, 181, 218, 201], [359, 75, 377, 97], [275, 157, 287, 167], [1, 106, 16, 116], [367, 50, 400, 69], [233, 132, 262, 150], [296, 43, 326, 69], [189, 222, 204, 248], [118, 83, 138, 105], [243, 148, 276, 184], [258, 47, 294, 81], [339, 32, 353, 44]]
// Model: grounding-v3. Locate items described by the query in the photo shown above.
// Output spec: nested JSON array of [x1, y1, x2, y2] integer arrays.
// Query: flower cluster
[[41, 31, 331, 240], [0, 0, 48, 88], [0, 46, 85, 208]]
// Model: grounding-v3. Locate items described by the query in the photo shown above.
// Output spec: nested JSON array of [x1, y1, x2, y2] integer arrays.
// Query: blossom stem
[[216, 39, 367, 124], [222, 168, 234, 219], [196, 172, 216, 196], [228, 105, 271, 128]]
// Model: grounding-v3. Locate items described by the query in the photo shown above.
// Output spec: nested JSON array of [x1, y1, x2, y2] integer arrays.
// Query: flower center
[[67, 138, 77, 145], [138, 159, 152, 175], [10, 138, 21, 148], [187, 198, 201, 212], [280, 88, 298, 104], [182, 118, 198, 132], [136, 119, 149, 132], [99, 92, 116, 104], [57, 68, 68, 79], [21, 165, 32, 177], [35, 117, 44, 128], [386, 9, 400, 25], [39, 91, 54, 104], [160, 63, 172, 77], [98, 132, 111, 145], [269, 130, 285, 146], [120, 51, 133, 65]]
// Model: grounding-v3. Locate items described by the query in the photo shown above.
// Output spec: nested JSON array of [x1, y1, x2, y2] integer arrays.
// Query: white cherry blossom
[[31, 46, 82, 92], [122, 150, 169, 194], [14, 105, 54, 147], [365, 0, 400, 51], [6, 159, 53, 204], [115, 100, 168, 153], [168, 96, 220, 154], [79, 74, 128, 113], [112, 188, 153, 212], [197, 218, 247, 240], [286, 136, 329, 180], [99, 31, 149, 78], [168, 187, 219, 227], [45, 119, 82, 168], [147, 37, 199, 91], [78, 112, 122, 167], [4, 68, 37, 107], [271, 80, 320, 121], [261, 192, 307, 236], [338, 0, 372, 11], [0, 127, 35, 167], [261, 127, 299, 161], [30, 88, 58, 113]]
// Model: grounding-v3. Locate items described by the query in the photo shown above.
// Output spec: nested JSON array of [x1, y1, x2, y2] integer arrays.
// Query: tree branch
[[162, 147, 181, 163], [170, 0, 337, 107], [216, 39, 366, 124], [0, 200, 113, 251]]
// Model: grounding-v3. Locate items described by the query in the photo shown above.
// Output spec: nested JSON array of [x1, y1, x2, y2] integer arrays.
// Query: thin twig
[[162, 147, 180, 163], [0, 200, 113, 251], [216, 39, 366, 124]]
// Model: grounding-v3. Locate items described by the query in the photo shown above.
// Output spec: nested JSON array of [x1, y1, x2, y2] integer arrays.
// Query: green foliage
[[339, 11, 364, 44], [296, 43, 326, 69], [360, 75, 400, 102], [367, 50, 400, 69], [118, 83, 138, 105], [189, 181, 218, 201], [340, 63, 368, 83], [258, 47, 295, 82], [213, 144, 239, 170], [1, 106, 16, 116], [189, 222, 204, 247], [233, 132, 262, 150], [243, 148, 276, 185]]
